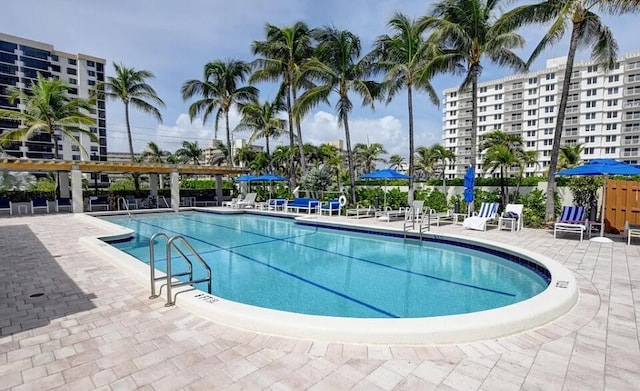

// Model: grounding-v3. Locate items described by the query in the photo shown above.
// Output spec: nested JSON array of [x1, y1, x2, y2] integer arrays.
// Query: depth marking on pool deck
[[177, 215, 515, 297], [126, 218, 399, 317]]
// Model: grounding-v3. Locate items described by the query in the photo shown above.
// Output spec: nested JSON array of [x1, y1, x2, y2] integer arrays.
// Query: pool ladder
[[403, 207, 432, 241], [116, 197, 132, 218], [149, 233, 212, 306]]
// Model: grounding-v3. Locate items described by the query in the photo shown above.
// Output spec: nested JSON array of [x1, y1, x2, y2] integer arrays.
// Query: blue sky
[[3, 0, 639, 159]]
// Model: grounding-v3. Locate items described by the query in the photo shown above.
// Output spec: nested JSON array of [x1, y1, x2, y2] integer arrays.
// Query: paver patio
[[0, 212, 639, 390]]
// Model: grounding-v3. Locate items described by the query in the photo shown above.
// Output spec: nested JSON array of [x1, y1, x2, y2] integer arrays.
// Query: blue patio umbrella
[[557, 158, 640, 241], [361, 169, 410, 209], [463, 166, 475, 205], [252, 173, 288, 198], [234, 174, 258, 182]]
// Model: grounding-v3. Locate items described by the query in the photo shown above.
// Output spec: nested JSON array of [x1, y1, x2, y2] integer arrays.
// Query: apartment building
[[442, 52, 640, 178], [0, 32, 108, 183]]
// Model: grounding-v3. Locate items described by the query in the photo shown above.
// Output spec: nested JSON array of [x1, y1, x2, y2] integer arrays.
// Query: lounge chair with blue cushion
[[554, 205, 587, 241], [89, 196, 109, 211], [0, 198, 12, 215], [55, 198, 73, 212], [266, 198, 287, 211], [320, 199, 341, 215], [31, 197, 49, 214], [462, 202, 499, 231]]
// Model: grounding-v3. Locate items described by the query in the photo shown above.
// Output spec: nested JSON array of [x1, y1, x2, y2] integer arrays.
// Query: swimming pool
[[103, 211, 548, 319]]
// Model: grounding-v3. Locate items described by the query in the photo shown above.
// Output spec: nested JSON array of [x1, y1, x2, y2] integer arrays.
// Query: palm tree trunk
[[407, 84, 415, 204], [545, 22, 582, 221], [292, 88, 307, 176], [125, 102, 140, 191], [285, 85, 297, 189], [265, 128, 272, 172], [469, 64, 480, 214], [441, 161, 446, 195], [225, 111, 233, 168], [52, 128, 61, 197], [343, 116, 356, 204]]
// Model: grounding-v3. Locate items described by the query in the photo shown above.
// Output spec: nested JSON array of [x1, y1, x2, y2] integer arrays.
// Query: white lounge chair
[[625, 221, 640, 245], [235, 193, 257, 209], [463, 202, 499, 231], [376, 207, 408, 222], [554, 205, 587, 241], [498, 203, 524, 232], [346, 205, 376, 219]]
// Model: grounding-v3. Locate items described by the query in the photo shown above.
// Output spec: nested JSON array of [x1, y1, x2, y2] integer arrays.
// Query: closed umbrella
[[361, 169, 411, 209], [557, 158, 640, 242], [463, 166, 475, 214]]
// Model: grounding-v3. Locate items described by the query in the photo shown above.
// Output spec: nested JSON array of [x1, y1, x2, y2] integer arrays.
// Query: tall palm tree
[[207, 140, 229, 166], [483, 144, 519, 207], [251, 22, 314, 185], [353, 143, 387, 174], [500, 0, 639, 220], [0, 74, 97, 158], [271, 145, 294, 177], [421, 0, 526, 211], [414, 146, 436, 179], [515, 149, 539, 200], [234, 145, 257, 168], [235, 97, 287, 172], [141, 141, 168, 188], [182, 59, 258, 168], [428, 144, 456, 193], [370, 12, 440, 203], [388, 154, 405, 171], [296, 27, 379, 203], [175, 141, 203, 165]]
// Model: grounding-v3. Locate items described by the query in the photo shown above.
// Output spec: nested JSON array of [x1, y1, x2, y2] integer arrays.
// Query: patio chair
[[346, 205, 376, 219], [89, 196, 110, 211], [0, 198, 12, 215], [498, 203, 524, 232], [624, 221, 640, 245], [462, 202, 499, 231], [376, 206, 408, 222], [31, 197, 49, 214], [266, 198, 287, 211], [55, 198, 73, 212], [320, 199, 341, 216], [235, 193, 257, 209], [125, 195, 138, 210], [554, 205, 587, 241]]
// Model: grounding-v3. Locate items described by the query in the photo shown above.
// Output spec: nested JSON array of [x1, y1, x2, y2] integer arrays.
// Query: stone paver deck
[[1, 212, 639, 390]]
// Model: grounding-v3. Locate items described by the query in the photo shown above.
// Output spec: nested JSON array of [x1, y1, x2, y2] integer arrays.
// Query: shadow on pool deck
[[0, 225, 96, 337]]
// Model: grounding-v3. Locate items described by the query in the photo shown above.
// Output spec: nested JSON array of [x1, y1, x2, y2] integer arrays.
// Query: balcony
[[623, 101, 640, 108], [622, 139, 640, 145], [623, 124, 640, 133], [624, 112, 640, 121]]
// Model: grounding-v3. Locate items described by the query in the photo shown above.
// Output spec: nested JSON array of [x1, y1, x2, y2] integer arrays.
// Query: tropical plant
[[388, 154, 405, 171], [371, 12, 440, 203], [0, 170, 37, 190], [206, 140, 229, 166], [482, 144, 520, 207], [414, 146, 435, 178], [301, 164, 333, 198], [500, 0, 639, 220], [182, 59, 258, 167], [428, 144, 456, 193], [558, 143, 584, 170], [251, 22, 314, 184], [353, 143, 387, 174], [0, 74, 97, 158], [235, 97, 287, 172], [234, 145, 257, 168], [421, 0, 527, 210], [295, 27, 379, 203], [271, 145, 294, 177], [141, 141, 168, 163], [175, 141, 203, 165], [568, 176, 603, 219]]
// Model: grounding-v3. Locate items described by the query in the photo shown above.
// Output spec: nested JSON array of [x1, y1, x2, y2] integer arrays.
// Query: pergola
[[0, 157, 249, 213]]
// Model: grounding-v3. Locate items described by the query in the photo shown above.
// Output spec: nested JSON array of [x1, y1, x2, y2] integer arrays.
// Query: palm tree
[[558, 143, 584, 170], [421, 0, 526, 211], [234, 145, 257, 168], [296, 28, 379, 204], [235, 97, 287, 172], [182, 59, 258, 168], [0, 74, 97, 158], [515, 149, 539, 200], [141, 141, 168, 188], [251, 22, 314, 185], [271, 145, 294, 177], [500, 0, 639, 220], [483, 144, 519, 207], [371, 12, 440, 203], [353, 143, 387, 174], [428, 144, 456, 193], [414, 146, 436, 179], [388, 154, 405, 171], [207, 140, 229, 166], [175, 141, 203, 165]]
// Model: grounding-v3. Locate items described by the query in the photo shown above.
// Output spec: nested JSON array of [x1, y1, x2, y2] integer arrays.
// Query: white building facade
[[0, 32, 108, 183], [442, 52, 640, 178]]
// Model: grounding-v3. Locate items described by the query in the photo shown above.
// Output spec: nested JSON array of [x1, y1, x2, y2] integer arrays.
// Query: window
[[609, 75, 620, 82], [449, 110, 457, 116], [585, 136, 595, 143], [543, 117, 554, 124], [68, 78, 77, 85], [526, 141, 535, 147], [479, 96, 487, 103], [449, 92, 457, 98], [479, 86, 487, 93], [479, 107, 486, 113], [479, 115, 486, 122], [545, 95, 555, 102], [494, 94, 502, 100], [585, 113, 596, 120], [606, 124, 618, 131], [606, 135, 617, 142], [87, 60, 95, 67], [587, 65, 598, 73], [88, 80, 95, 86], [527, 109, 537, 115], [607, 99, 618, 107], [527, 120, 537, 126], [585, 124, 596, 132], [545, 84, 555, 91], [605, 147, 616, 154], [545, 73, 555, 80], [584, 148, 595, 155], [494, 114, 502, 120], [528, 77, 538, 84], [511, 113, 522, 120], [494, 104, 502, 110], [586, 101, 597, 108], [587, 76, 598, 84], [526, 131, 536, 137], [51, 54, 58, 62], [606, 111, 618, 119], [449, 120, 456, 125], [543, 139, 553, 146], [528, 88, 537, 95], [68, 58, 76, 65], [565, 128, 578, 136], [586, 88, 598, 96], [87, 70, 95, 77], [543, 128, 553, 135], [543, 151, 550, 157], [495, 83, 502, 90], [545, 106, 555, 113], [527, 99, 537, 105], [66, 67, 76, 75], [607, 87, 619, 94]]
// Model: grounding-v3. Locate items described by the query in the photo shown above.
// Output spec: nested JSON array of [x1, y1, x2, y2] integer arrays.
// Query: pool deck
[[1, 211, 639, 390]]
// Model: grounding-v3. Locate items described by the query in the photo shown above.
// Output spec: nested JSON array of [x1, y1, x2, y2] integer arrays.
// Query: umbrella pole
[[600, 177, 607, 237]]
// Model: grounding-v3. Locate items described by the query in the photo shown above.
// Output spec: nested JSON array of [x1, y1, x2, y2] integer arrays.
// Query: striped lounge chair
[[554, 206, 587, 241], [462, 202, 499, 231]]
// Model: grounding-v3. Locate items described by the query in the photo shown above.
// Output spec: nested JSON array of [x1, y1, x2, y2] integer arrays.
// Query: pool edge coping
[[77, 212, 579, 346]]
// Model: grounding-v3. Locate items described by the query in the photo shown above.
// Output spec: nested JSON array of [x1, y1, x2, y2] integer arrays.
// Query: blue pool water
[[103, 212, 548, 318]]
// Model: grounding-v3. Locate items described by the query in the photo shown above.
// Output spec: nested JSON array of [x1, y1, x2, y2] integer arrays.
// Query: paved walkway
[[0, 213, 639, 390]]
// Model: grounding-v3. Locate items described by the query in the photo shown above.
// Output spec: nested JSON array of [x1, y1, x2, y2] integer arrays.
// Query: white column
[[71, 166, 83, 213], [150, 174, 158, 197], [171, 169, 179, 212], [58, 171, 70, 198]]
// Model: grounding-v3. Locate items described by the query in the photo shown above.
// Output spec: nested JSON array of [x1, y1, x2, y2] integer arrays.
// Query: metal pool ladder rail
[[148, 233, 212, 306], [403, 207, 431, 240]]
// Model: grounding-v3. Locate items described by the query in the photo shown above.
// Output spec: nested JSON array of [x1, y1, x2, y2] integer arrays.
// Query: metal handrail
[[403, 207, 432, 240], [116, 196, 131, 218], [149, 233, 195, 299], [158, 195, 170, 208], [165, 235, 212, 306]]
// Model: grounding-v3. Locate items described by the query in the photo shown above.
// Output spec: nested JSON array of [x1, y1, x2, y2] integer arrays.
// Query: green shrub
[[415, 188, 448, 212]]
